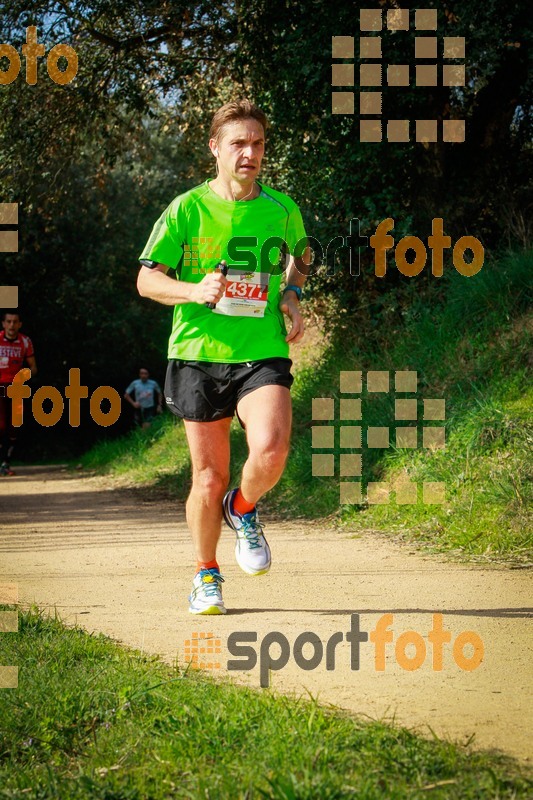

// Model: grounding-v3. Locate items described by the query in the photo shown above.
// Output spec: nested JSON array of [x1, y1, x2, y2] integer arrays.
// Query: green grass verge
[[81, 250, 532, 562], [0, 607, 531, 799]]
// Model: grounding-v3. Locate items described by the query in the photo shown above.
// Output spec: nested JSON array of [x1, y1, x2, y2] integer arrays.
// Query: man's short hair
[[1, 310, 21, 322], [210, 100, 268, 144]]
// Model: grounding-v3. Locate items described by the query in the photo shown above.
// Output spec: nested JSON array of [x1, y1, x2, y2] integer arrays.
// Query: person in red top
[[0, 311, 37, 475]]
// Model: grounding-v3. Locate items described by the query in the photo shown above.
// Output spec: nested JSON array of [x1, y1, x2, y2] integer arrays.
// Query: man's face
[[211, 118, 265, 185], [2, 314, 22, 339], [139, 369, 149, 382]]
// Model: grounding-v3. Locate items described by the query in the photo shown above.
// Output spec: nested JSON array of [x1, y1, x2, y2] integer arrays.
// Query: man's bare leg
[[236, 384, 292, 504], [183, 417, 232, 562]]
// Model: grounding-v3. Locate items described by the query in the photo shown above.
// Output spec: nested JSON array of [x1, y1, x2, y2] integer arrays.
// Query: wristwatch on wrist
[[282, 284, 303, 301]]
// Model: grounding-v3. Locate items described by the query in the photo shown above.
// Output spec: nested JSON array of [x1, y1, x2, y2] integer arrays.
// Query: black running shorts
[[164, 358, 293, 422]]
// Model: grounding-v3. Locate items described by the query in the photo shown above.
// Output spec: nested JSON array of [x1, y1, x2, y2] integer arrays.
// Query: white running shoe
[[188, 568, 226, 615], [223, 489, 271, 576]]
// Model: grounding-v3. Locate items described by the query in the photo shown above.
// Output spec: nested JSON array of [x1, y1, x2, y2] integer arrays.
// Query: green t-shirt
[[139, 179, 307, 363]]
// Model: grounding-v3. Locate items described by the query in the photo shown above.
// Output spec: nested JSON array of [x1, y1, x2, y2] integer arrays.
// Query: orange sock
[[233, 488, 255, 515], [196, 559, 219, 573]]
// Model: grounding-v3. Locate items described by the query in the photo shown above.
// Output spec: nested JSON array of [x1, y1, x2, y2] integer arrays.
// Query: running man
[[0, 310, 37, 475], [137, 100, 309, 614], [124, 368, 163, 428]]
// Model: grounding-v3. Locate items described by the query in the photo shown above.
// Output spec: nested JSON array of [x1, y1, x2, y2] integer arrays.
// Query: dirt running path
[[1, 466, 531, 761]]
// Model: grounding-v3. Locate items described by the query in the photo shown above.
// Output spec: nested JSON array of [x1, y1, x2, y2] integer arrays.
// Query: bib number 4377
[[226, 281, 267, 301], [214, 269, 270, 317]]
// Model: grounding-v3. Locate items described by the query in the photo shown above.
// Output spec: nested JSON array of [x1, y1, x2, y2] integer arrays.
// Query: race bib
[[213, 269, 270, 317]]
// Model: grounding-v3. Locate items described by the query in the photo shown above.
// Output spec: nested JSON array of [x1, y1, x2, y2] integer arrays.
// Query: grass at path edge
[[0, 607, 531, 800]]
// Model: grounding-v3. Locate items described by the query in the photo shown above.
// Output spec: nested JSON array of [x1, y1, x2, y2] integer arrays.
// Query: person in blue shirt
[[124, 368, 163, 428]]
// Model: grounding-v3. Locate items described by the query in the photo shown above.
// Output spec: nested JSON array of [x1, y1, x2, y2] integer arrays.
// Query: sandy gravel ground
[[0, 466, 531, 762]]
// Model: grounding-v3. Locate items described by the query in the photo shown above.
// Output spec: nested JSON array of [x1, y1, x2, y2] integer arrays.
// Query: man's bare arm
[[137, 263, 226, 306], [123, 392, 138, 408], [278, 247, 311, 344], [26, 355, 37, 377], [284, 247, 311, 295]]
